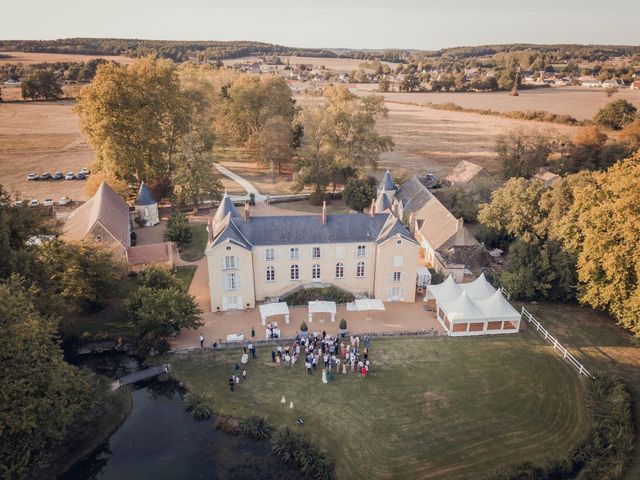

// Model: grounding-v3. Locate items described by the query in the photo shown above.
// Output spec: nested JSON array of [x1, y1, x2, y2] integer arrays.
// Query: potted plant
[[339, 319, 347, 337], [299, 321, 308, 338]]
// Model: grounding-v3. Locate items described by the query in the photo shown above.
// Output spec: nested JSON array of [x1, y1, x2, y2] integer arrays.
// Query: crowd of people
[[271, 331, 371, 381], [226, 330, 373, 392]]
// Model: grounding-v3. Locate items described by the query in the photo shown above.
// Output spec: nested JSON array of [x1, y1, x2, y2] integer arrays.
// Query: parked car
[[29, 199, 39, 208], [79, 167, 91, 175], [43, 198, 54, 207], [59, 196, 71, 206], [52, 171, 63, 180], [39, 172, 51, 180], [14, 200, 24, 207], [65, 172, 75, 180], [27, 173, 38, 181], [76, 172, 86, 180]]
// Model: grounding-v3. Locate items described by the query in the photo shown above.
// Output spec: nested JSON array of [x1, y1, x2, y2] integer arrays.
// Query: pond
[[63, 353, 299, 480]]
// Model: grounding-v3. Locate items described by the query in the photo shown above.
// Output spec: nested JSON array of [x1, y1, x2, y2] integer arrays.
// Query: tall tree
[[217, 75, 296, 146], [172, 133, 223, 211], [496, 128, 558, 179], [0, 278, 97, 479], [74, 58, 189, 183], [249, 116, 294, 180]]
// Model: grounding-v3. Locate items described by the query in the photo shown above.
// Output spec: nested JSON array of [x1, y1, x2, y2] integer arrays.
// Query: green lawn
[[175, 265, 198, 291], [180, 223, 208, 262], [520, 303, 640, 480], [171, 333, 588, 479]]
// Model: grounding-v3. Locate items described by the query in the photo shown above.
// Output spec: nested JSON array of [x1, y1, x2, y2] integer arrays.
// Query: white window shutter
[[220, 257, 225, 269], [235, 256, 240, 268], [400, 288, 405, 301], [352, 246, 357, 257], [238, 296, 243, 308], [222, 297, 228, 311], [387, 288, 392, 302], [401, 272, 405, 282], [275, 249, 279, 260], [262, 250, 266, 261]]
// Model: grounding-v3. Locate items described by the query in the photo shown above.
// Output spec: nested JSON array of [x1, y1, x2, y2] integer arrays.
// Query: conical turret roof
[[212, 191, 240, 224], [135, 181, 156, 206], [381, 169, 396, 191]]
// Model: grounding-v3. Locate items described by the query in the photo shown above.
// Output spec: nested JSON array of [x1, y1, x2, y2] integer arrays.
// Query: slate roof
[[62, 182, 130, 248], [135, 181, 156, 206], [210, 212, 416, 249], [381, 169, 396, 191], [445, 160, 493, 185], [212, 193, 241, 224], [396, 176, 479, 251], [375, 189, 392, 212]]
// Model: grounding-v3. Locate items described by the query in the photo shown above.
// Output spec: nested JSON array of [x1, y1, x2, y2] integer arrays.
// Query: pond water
[[63, 354, 299, 480]]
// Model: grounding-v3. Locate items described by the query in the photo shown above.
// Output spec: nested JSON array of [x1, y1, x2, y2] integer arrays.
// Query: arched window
[[356, 262, 365, 278], [312, 264, 321, 280], [266, 266, 275, 282], [290, 264, 299, 280], [335, 262, 344, 278]]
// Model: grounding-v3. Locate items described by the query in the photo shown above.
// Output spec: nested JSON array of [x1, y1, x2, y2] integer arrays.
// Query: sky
[[4, 0, 640, 50]]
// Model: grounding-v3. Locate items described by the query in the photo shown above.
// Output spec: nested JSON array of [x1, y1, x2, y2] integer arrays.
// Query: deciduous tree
[[594, 99, 637, 130]]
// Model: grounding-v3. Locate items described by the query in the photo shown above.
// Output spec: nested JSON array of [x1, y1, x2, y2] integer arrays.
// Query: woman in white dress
[[322, 368, 328, 384]]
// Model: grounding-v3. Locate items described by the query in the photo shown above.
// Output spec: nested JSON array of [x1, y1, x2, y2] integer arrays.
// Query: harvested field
[[0, 100, 93, 201], [0, 51, 132, 66], [356, 84, 640, 121], [373, 101, 578, 179]]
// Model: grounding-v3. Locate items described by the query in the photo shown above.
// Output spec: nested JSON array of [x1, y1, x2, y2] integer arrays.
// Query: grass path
[[171, 333, 588, 479]]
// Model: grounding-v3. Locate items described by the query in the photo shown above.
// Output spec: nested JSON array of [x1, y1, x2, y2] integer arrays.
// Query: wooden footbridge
[[111, 363, 170, 390]]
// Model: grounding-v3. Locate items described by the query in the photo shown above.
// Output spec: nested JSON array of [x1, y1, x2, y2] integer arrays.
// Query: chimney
[[455, 218, 465, 244], [321, 201, 327, 225], [409, 212, 416, 233], [243, 202, 250, 222], [369, 198, 376, 217]]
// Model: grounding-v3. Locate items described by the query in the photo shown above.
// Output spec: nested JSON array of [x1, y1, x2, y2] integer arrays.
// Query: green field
[[171, 333, 588, 479], [520, 303, 640, 480]]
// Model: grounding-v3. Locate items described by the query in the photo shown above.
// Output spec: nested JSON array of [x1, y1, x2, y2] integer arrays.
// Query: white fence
[[521, 307, 594, 378]]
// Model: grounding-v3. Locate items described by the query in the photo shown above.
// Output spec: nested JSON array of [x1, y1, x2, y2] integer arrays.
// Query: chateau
[[205, 193, 420, 312]]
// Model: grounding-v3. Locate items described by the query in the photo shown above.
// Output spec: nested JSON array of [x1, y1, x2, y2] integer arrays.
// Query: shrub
[[299, 321, 308, 332], [282, 286, 355, 306], [183, 392, 213, 420], [595, 99, 637, 130], [271, 427, 336, 480], [215, 415, 240, 434], [343, 177, 375, 212], [309, 189, 326, 206], [164, 213, 192, 247], [249, 192, 255, 206], [240, 415, 272, 440]]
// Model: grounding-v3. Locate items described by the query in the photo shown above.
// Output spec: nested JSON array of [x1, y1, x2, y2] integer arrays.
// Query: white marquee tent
[[259, 302, 290, 326], [429, 274, 521, 336], [308, 301, 337, 323]]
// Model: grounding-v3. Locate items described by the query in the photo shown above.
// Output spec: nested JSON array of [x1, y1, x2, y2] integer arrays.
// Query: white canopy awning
[[259, 302, 290, 325], [308, 301, 337, 314], [439, 291, 486, 323], [426, 275, 462, 302], [354, 298, 385, 312], [475, 290, 521, 321], [417, 267, 432, 287], [458, 273, 497, 301], [308, 301, 337, 323]]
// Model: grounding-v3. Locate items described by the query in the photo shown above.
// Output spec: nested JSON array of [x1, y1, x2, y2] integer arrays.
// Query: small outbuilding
[[134, 182, 159, 226]]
